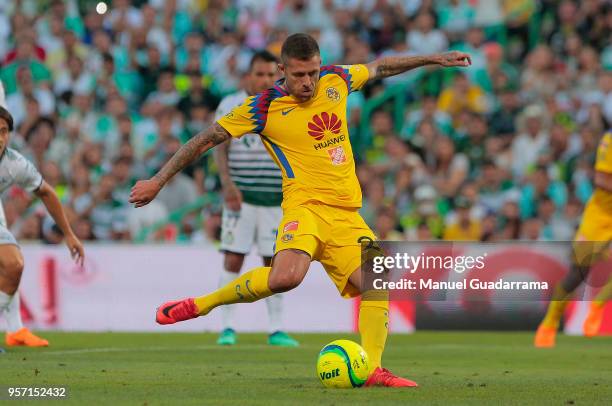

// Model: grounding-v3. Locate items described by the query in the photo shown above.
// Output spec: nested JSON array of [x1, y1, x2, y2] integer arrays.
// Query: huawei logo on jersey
[[308, 112, 342, 140]]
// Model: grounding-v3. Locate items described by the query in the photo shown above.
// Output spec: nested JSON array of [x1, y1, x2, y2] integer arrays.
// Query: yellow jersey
[[217, 64, 369, 210], [443, 221, 482, 241], [592, 131, 612, 210]]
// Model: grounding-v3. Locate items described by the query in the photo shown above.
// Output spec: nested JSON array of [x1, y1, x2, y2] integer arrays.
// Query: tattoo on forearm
[[374, 56, 433, 79], [153, 123, 230, 186]]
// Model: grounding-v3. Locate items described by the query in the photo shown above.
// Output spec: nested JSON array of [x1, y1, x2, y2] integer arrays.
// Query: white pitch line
[[40, 344, 309, 355], [10, 343, 542, 357]]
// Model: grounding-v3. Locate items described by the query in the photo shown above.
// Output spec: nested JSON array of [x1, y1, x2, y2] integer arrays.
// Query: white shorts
[[0, 224, 18, 246], [220, 203, 282, 257]]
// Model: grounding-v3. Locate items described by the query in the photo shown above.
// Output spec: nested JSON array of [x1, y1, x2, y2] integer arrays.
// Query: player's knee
[[0, 255, 24, 282], [268, 249, 310, 292], [268, 271, 303, 293]]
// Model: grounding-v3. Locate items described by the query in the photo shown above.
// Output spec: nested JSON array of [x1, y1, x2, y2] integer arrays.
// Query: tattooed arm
[[129, 122, 231, 207], [365, 51, 471, 80], [214, 135, 243, 211]]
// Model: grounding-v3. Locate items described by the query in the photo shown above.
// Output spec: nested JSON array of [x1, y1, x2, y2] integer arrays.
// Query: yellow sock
[[194, 266, 273, 316], [359, 291, 389, 372], [541, 284, 571, 329]]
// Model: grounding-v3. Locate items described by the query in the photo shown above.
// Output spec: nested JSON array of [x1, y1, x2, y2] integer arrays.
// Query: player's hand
[[65, 233, 84, 267], [437, 51, 471, 67], [129, 179, 162, 208], [223, 182, 243, 211]]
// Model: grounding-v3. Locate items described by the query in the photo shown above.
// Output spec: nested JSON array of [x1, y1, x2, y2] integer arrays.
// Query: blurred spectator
[[76, 174, 129, 241], [6, 67, 55, 128], [375, 206, 404, 240], [24, 117, 56, 168], [437, 73, 488, 123], [438, 0, 474, 43], [488, 85, 520, 138], [403, 184, 445, 240], [504, 0, 536, 61], [443, 197, 482, 241], [472, 42, 518, 95], [407, 11, 448, 55], [54, 55, 95, 97], [429, 135, 469, 198], [519, 165, 568, 219], [46, 29, 90, 80], [521, 45, 556, 102], [511, 105, 549, 179], [457, 113, 488, 173], [472, 0, 504, 34], [520, 216, 544, 241], [476, 159, 518, 213], [401, 96, 452, 140], [177, 70, 218, 115], [0, 34, 51, 94], [104, 0, 143, 32], [275, 0, 322, 34], [498, 200, 522, 240], [142, 68, 180, 115], [16, 213, 42, 241]]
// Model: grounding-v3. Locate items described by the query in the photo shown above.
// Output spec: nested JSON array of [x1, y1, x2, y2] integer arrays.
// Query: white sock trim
[[266, 294, 283, 333], [0, 291, 11, 311], [3, 291, 23, 333]]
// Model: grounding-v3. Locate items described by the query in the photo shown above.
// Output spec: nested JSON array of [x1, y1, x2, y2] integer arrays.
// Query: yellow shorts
[[274, 202, 376, 298], [573, 201, 612, 265]]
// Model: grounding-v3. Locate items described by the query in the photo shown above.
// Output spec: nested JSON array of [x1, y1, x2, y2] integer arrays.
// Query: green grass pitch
[[0, 332, 610, 405]]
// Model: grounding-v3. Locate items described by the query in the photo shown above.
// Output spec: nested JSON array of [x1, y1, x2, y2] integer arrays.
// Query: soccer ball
[[316, 339, 370, 388]]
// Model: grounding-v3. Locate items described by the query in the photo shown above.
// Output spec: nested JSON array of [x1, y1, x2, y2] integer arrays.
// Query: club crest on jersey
[[283, 221, 299, 232], [308, 112, 342, 141], [281, 233, 294, 242], [326, 87, 340, 101], [327, 145, 347, 166]]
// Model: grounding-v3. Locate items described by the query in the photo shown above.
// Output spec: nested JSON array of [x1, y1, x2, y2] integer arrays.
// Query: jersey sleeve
[[595, 131, 612, 174], [13, 151, 43, 192], [214, 94, 236, 121], [339, 64, 370, 92], [216, 96, 258, 138]]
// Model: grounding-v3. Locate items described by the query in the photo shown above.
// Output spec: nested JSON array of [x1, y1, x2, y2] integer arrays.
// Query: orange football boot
[[6, 328, 49, 347], [534, 324, 557, 348], [583, 302, 605, 338], [156, 298, 198, 325], [364, 367, 419, 388]]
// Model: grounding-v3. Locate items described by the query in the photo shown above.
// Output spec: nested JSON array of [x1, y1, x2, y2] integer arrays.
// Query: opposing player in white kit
[[214, 51, 298, 346], [0, 101, 84, 348]]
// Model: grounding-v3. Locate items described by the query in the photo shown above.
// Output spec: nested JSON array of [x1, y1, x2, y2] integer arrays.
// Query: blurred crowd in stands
[[0, 0, 610, 243]]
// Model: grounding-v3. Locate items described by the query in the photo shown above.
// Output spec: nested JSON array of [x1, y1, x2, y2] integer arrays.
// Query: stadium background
[[0, 0, 611, 333]]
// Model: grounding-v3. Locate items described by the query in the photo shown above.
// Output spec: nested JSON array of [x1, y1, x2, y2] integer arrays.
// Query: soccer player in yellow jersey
[[535, 130, 612, 347], [130, 33, 471, 387]]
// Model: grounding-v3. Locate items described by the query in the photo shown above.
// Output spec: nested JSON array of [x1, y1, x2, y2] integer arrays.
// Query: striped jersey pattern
[[214, 90, 283, 206]]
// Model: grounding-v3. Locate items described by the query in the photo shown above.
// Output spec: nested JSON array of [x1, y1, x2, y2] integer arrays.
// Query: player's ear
[[278, 63, 285, 76]]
